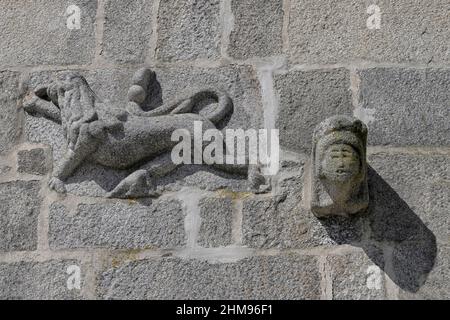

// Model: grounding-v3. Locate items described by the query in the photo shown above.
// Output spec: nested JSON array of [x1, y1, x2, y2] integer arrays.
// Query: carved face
[[320, 144, 361, 183]]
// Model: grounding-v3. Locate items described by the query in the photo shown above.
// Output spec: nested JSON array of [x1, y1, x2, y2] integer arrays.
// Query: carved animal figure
[[23, 68, 265, 198]]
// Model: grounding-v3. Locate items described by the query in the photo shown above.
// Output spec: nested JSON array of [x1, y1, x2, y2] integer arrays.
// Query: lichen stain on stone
[[216, 189, 253, 200], [110, 248, 153, 268]]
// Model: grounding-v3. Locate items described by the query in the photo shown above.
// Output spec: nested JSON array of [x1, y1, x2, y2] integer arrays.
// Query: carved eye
[[342, 152, 351, 158]]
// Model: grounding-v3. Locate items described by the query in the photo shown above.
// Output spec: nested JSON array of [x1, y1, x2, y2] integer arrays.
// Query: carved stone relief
[[309, 115, 369, 218], [23, 68, 265, 199]]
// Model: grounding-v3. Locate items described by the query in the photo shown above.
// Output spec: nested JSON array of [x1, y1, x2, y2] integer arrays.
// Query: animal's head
[[35, 72, 92, 106], [24, 72, 96, 124]]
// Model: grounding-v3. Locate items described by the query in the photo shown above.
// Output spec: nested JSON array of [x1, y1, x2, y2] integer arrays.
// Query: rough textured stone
[[24, 66, 263, 197], [25, 65, 263, 133], [0, 165, 12, 177], [17, 148, 49, 175], [24, 69, 255, 199], [421, 183, 450, 245], [242, 164, 364, 249], [358, 68, 450, 146], [103, 0, 154, 63], [0, 71, 20, 155], [0, 0, 96, 67], [0, 181, 41, 252], [288, 0, 450, 64], [98, 254, 320, 299], [157, 0, 221, 61], [396, 245, 450, 299], [49, 199, 185, 249], [275, 68, 353, 152], [328, 250, 386, 300], [243, 197, 364, 249], [199, 197, 234, 247], [368, 153, 449, 243], [0, 260, 84, 300], [228, 0, 283, 59], [310, 116, 369, 217]]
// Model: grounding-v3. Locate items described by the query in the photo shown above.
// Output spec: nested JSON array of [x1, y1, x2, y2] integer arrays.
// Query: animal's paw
[[49, 177, 67, 193], [23, 95, 39, 113], [248, 165, 271, 194], [107, 170, 159, 199]]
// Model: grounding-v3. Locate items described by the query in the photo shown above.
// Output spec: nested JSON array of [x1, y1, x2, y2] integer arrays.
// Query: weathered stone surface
[[0, 181, 41, 252], [310, 116, 369, 217], [0, 71, 20, 155], [103, 0, 153, 63], [24, 69, 246, 198], [368, 153, 449, 243], [157, 0, 221, 61], [243, 164, 364, 249], [368, 153, 450, 189], [98, 254, 320, 299], [24, 66, 263, 197], [328, 250, 386, 300], [0, 260, 84, 300], [17, 148, 49, 176], [228, 0, 283, 59], [243, 197, 364, 249], [288, 0, 450, 64], [49, 199, 185, 249], [25, 65, 262, 132], [0, 165, 12, 177], [275, 68, 352, 152], [0, 0, 96, 67], [358, 68, 450, 146], [199, 197, 234, 247], [392, 242, 446, 299], [421, 183, 450, 245]]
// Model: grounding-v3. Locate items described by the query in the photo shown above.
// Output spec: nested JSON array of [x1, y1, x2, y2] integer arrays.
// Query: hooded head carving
[[310, 115, 369, 218]]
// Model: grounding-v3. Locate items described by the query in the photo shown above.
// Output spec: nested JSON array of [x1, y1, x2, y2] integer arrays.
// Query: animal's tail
[[127, 68, 233, 124], [169, 89, 233, 125], [131, 88, 233, 125]]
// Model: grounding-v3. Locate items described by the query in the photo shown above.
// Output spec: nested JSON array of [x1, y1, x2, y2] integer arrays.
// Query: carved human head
[[310, 115, 369, 218]]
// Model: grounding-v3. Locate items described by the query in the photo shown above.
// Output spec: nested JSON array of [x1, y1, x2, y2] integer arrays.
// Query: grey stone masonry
[[368, 152, 449, 243], [396, 244, 450, 300], [0, 0, 449, 301], [357, 68, 450, 147], [242, 159, 365, 249], [228, 0, 283, 59], [288, 0, 450, 64], [102, 0, 154, 63], [198, 197, 234, 247], [327, 249, 386, 300], [0, 260, 84, 300], [0, 181, 42, 252], [157, 0, 221, 61], [49, 199, 186, 250], [17, 148, 50, 176], [0, 0, 97, 67], [275, 68, 353, 152], [0, 71, 21, 155], [98, 254, 321, 300]]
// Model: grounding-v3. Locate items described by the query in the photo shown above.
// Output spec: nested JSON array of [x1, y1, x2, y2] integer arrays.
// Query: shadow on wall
[[318, 166, 437, 293]]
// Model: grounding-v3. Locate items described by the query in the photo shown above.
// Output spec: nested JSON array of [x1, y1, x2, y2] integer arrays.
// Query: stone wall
[[0, 0, 449, 300]]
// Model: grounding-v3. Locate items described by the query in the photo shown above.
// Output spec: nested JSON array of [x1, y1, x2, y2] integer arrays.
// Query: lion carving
[[23, 68, 266, 198]]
